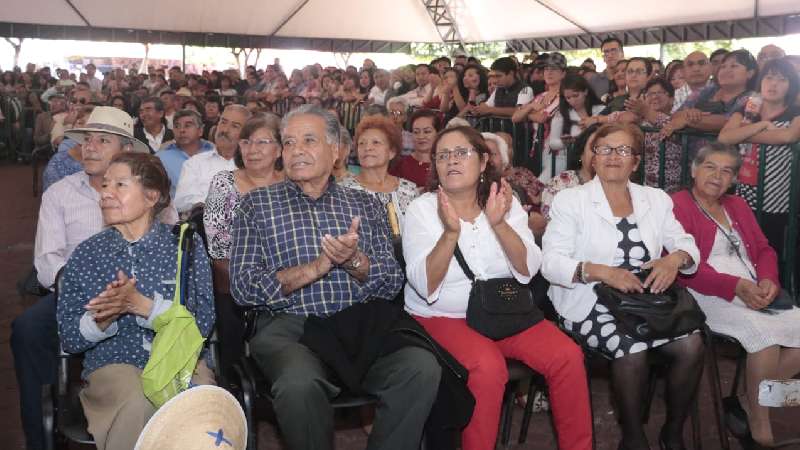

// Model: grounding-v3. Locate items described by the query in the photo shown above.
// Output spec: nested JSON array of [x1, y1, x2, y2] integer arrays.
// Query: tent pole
[[182, 44, 186, 72]]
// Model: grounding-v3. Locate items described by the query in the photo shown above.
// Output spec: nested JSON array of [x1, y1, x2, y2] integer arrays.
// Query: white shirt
[[34, 172, 104, 289], [174, 150, 237, 212], [165, 112, 175, 130], [400, 84, 432, 108], [540, 177, 700, 322], [402, 193, 541, 318], [87, 77, 102, 93], [144, 125, 167, 151], [548, 105, 606, 151], [486, 85, 534, 108], [368, 86, 389, 106]]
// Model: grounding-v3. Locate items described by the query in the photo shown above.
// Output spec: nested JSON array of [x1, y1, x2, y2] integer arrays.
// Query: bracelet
[[580, 261, 590, 284]]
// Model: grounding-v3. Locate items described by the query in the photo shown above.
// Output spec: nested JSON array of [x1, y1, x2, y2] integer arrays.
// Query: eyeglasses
[[593, 145, 636, 157], [390, 110, 405, 116], [434, 147, 475, 163], [626, 68, 647, 76], [240, 138, 278, 150]]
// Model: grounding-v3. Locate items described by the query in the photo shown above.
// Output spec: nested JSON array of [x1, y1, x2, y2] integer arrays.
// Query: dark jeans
[[250, 314, 441, 450], [10, 293, 58, 450]]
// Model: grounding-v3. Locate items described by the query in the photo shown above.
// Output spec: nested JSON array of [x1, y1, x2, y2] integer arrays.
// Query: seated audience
[[672, 143, 800, 448], [541, 123, 703, 450], [11, 106, 151, 450], [174, 104, 252, 212], [230, 105, 440, 450], [57, 152, 214, 450], [482, 131, 543, 212], [134, 97, 174, 153], [386, 96, 414, 155], [156, 109, 215, 197], [402, 125, 592, 450], [340, 115, 419, 227], [34, 94, 66, 147], [41, 104, 94, 192], [203, 114, 284, 378], [389, 109, 441, 186]]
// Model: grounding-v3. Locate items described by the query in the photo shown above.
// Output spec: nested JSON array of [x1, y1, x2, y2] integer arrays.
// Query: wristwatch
[[345, 253, 362, 270]]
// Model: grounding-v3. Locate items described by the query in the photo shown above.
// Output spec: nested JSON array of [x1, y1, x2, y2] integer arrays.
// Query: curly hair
[[355, 115, 403, 159], [427, 126, 502, 208]]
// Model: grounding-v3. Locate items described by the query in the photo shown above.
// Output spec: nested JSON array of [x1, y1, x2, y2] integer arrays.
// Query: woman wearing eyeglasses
[[542, 123, 702, 450], [672, 143, 800, 448], [203, 114, 285, 377], [403, 126, 592, 450]]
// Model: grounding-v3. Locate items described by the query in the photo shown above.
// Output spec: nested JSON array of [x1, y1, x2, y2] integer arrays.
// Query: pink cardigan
[[671, 190, 780, 301]]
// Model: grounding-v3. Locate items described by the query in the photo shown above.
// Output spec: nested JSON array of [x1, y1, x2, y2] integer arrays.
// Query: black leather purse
[[453, 245, 543, 340], [593, 270, 706, 340]]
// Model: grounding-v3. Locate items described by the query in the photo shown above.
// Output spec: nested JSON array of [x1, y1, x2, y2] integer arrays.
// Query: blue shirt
[[156, 139, 215, 198], [42, 139, 82, 193], [230, 179, 403, 316], [57, 222, 215, 379]]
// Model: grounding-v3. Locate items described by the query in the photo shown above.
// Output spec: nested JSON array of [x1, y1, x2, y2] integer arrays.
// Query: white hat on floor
[[134, 385, 247, 450], [65, 106, 150, 153]]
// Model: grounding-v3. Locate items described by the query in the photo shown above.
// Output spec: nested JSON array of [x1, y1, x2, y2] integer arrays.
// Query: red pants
[[414, 316, 593, 450]]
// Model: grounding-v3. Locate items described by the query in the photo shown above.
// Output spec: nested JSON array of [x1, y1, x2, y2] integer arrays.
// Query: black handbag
[[453, 245, 543, 340], [593, 270, 706, 340]]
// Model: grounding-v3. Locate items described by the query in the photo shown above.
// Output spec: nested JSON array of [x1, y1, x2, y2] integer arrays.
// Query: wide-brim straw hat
[[134, 385, 247, 450], [65, 106, 150, 154]]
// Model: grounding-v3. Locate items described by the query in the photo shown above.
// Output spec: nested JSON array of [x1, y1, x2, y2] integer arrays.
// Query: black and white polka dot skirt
[[559, 301, 687, 359]]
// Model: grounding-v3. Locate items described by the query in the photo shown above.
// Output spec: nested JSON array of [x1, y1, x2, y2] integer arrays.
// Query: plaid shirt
[[230, 178, 403, 316]]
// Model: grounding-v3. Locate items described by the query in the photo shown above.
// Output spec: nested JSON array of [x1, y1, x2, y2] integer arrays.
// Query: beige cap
[[134, 385, 247, 450], [65, 106, 150, 153]]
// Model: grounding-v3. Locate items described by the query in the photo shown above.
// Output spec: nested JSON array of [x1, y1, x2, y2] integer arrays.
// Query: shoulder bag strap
[[452, 244, 476, 281]]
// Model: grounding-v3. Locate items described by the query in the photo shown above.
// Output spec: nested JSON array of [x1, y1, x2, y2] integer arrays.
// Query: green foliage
[[662, 40, 732, 63], [411, 41, 507, 65]]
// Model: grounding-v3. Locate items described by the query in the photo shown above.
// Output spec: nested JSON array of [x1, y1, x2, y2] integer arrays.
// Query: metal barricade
[[640, 126, 799, 299]]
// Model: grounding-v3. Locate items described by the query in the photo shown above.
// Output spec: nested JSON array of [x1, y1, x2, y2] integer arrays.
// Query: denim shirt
[[57, 222, 215, 379]]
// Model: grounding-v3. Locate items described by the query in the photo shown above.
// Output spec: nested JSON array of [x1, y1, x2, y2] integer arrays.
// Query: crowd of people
[[5, 37, 800, 450]]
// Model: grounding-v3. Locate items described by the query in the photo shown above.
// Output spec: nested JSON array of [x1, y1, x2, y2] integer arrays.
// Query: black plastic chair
[[231, 309, 381, 450], [704, 328, 747, 450]]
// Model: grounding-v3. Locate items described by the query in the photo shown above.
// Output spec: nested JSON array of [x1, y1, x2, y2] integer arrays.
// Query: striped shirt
[[34, 171, 105, 289], [230, 179, 403, 316], [736, 105, 800, 214]]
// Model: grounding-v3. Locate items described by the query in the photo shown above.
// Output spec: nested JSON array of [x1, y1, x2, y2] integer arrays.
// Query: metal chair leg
[[499, 382, 515, 447], [691, 396, 703, 450], [518, 375, 539, 444], [232, 363, 257, 450], [703, 329, 731, 450]]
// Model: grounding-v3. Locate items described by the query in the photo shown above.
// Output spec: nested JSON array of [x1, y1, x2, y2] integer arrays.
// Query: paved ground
[[1, 162, 797, 450]]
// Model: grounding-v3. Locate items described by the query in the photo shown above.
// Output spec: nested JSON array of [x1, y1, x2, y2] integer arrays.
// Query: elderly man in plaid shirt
[[230, 105, 440, 450]]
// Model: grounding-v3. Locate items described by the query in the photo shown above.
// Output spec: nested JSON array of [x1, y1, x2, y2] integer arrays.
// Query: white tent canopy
[[2, 0, 799, 49]]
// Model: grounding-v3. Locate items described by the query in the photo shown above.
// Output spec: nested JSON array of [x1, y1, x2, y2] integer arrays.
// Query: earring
[[480, 173, 485, 183]]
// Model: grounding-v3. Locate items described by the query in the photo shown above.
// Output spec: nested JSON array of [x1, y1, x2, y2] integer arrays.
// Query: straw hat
[[134, 385, 247, 450], [65, 106, 150, 153]]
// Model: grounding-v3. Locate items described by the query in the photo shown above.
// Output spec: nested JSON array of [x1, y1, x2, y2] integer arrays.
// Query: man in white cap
[[11, 106, 153, 450]]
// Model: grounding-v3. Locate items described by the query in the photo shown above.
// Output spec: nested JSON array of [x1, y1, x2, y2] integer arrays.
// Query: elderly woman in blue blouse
[[56, 152, 215, 450]]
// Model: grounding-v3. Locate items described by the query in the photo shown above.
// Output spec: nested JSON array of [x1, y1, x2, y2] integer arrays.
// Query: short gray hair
[[224, 103, 253, 120], [174, 109, 203, 128], [281, 104, 341, 146], [482, 132, 510, 169], [692, 142, 742, 176], [386, 96, 408, 110]]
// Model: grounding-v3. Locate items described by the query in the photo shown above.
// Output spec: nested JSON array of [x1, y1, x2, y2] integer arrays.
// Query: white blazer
[[541, 177, 700, 323]]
